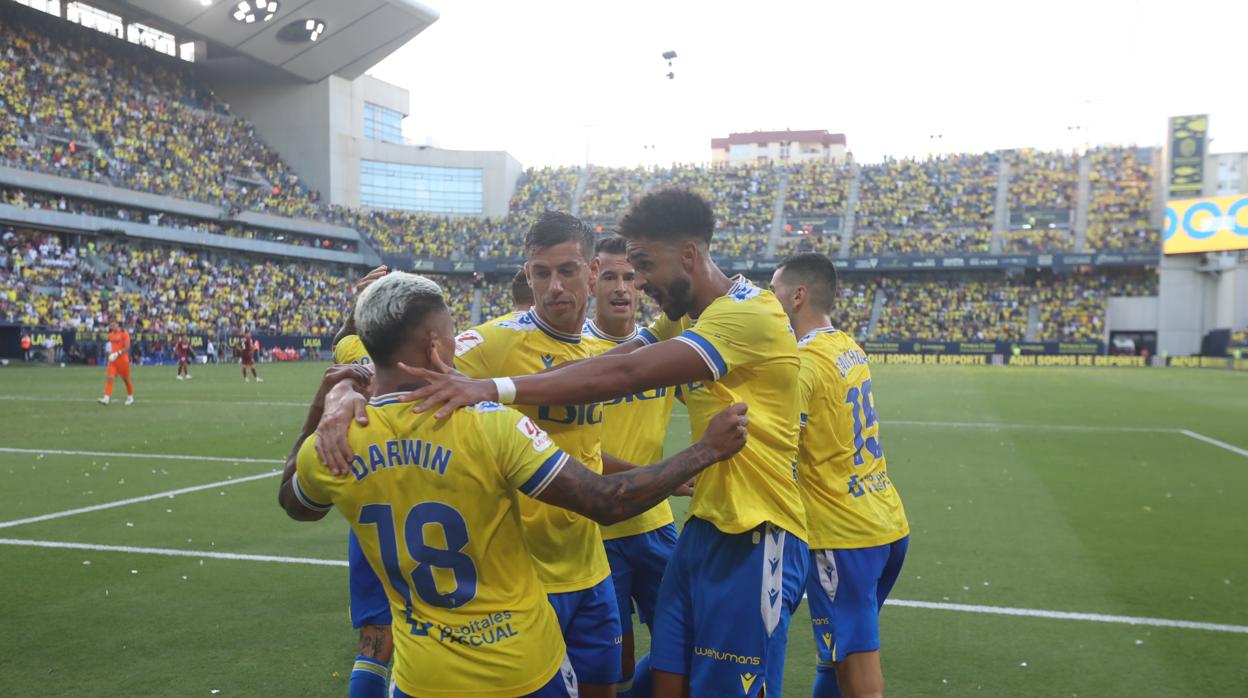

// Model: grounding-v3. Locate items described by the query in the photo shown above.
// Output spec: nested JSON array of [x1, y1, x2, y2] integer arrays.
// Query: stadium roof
[[711, 129, 848, 149], [94, 0, 438, 82]]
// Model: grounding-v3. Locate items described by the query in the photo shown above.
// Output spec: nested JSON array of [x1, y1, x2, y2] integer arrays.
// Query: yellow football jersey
[[797, 328, 909, 549], [639, 276, 807, 539], [584, 319, 677, 540], [294, 398, 569, 698], [455, 310, 612, 593], [333, 334, 372, 365]]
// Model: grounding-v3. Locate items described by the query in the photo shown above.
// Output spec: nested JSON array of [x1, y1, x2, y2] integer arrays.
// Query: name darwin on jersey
[[411, 610, 522, 647], [347, 438, 453, 480]]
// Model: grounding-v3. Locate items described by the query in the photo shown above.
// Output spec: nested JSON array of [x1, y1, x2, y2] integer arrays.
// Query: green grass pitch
[[1, 361, 1245, 696]]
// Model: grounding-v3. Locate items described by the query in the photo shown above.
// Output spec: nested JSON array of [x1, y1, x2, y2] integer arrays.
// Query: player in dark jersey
[[175, 337, 194, 380], [238, 332, 263, 383]]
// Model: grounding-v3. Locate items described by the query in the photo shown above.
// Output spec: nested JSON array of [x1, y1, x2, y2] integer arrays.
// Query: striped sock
[[349, 655, 388, 698]]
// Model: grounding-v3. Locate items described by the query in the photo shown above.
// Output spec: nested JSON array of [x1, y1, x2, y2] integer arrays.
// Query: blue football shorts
[[649, 517, 809, 697], [603, 523, 678, 636], [806, 535, 909, 663]]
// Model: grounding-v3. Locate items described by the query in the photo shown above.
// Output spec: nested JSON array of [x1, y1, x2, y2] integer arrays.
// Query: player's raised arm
[[400, 338, 713, 419], [278, 364, 374, 520], [536, 404, 747, 525]]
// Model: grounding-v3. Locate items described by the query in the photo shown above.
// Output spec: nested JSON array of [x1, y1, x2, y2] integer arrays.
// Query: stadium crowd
[[784, 161, 849, 217], [1, 228, 354, 335], [1009, 149, 1077, 213], [856, 154, 997, 231], [578, 166, 648, 221], [1086, 146, 1157, 252]]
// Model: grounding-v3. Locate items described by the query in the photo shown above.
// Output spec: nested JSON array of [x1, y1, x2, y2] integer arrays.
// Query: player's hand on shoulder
[[354, 265, 388, 295], [315, 363, 374, 403], [395, 363, 496, 419], [698, 403, 749, 462], [314, 371, 372, 477]]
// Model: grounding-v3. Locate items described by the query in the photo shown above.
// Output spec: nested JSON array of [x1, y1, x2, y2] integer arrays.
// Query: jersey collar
[[526, 309, 582, 344], [797, 325, 840, 345], [584, 319, 637, 344], [368, 392, 407, 407]]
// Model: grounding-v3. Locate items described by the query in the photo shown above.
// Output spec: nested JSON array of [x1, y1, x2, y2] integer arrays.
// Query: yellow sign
[[1164, 193, 1248, 255]]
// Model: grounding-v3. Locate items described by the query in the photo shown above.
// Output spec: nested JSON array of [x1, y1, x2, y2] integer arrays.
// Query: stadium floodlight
[[198, 0, 213, 6], [277, 18, 327, 42], [231, 0, 278, 23]]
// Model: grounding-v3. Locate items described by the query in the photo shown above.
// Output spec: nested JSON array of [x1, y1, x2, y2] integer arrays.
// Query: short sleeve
[[672, 299, 771, 381], [797, 352, 819, 430], [637, 313, 681, 345], [292, 436, 335, 513], [479, 405, 569, 498], [333, 335, 370, 365], [453, 327, 495, 378]]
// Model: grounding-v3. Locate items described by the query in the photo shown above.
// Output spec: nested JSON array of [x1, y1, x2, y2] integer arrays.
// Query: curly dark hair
[[617, 187, 715, 245]]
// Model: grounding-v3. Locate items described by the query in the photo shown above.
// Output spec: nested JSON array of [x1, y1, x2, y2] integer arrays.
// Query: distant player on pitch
[[175, 336, 195, 380], [238, 332, 262, 383], [98, 319, 135, 405], [771, 253, 909, 698]]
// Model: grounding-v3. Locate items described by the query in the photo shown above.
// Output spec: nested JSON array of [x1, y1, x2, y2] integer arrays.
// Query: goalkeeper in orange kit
[[98, 320, 134, 406]]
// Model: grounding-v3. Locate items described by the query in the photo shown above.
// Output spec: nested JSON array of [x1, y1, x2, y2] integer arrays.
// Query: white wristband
[[492, 377, 517, 404]]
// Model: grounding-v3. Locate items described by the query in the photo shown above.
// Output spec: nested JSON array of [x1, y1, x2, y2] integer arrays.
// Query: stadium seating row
[[2, 226, 1158, 346]]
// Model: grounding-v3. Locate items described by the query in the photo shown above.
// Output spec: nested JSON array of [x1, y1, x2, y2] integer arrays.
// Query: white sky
[[368, 0, 1248, 168]]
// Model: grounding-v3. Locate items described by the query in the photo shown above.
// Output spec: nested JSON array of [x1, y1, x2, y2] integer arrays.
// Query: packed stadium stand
[[0, 0, 1176, 361]]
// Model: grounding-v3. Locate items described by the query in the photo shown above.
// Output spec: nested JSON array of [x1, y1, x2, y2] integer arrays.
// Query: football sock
[[625, 653, 652, 698], [812, 662, 843, 698], [348, 655, 388, 698], [104, 378, 114, 397]]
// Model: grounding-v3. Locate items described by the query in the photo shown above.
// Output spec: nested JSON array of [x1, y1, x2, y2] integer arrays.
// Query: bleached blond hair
[[353, 271, 445, 365]]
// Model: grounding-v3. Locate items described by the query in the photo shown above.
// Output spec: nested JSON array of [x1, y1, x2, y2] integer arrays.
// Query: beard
[[663, 275, 695, 320]]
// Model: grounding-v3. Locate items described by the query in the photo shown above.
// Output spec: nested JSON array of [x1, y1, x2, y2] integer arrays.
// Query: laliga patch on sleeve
[[454, 330, 484, 356], [516, 416, 553, 452]]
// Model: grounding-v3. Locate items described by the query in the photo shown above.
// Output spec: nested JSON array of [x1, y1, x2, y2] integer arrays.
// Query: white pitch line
[[0, 394, 306, 408], [1180, 430, 1248, 459], [885, 599, 1248, 635], [3, 537, 1243, 636], [887, 420, 1174, 433], [0, 538, 346, 567], [0, 471, 280, 530], [0, 447, 283, 464]]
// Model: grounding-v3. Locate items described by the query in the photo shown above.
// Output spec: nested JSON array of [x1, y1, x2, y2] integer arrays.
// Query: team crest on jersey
[[515, 416, 553, 452], [454, 330, 484, 357]]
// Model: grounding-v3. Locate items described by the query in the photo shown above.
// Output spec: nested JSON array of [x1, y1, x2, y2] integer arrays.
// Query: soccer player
[[174, 336, 194, 380], [510, 267, 535, 316], [585, 235, 679, 698], [319, 213, 623, 698], [238, 332, 262, 383], [375, 189, 810, 698], [331, 264, 391, 698], [98, 320, 134, 406], [770, 253, 909, 698], [278, 271, 750, 698]]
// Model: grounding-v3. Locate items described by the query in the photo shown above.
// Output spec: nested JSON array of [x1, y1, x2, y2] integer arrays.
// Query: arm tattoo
[[538, 443, 717, 525]]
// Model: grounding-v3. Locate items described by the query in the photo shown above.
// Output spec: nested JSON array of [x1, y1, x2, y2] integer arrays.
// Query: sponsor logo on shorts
[[740, 672, 759, 694], [694, 646, 760, 666], [822, 632, 833, 650]]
